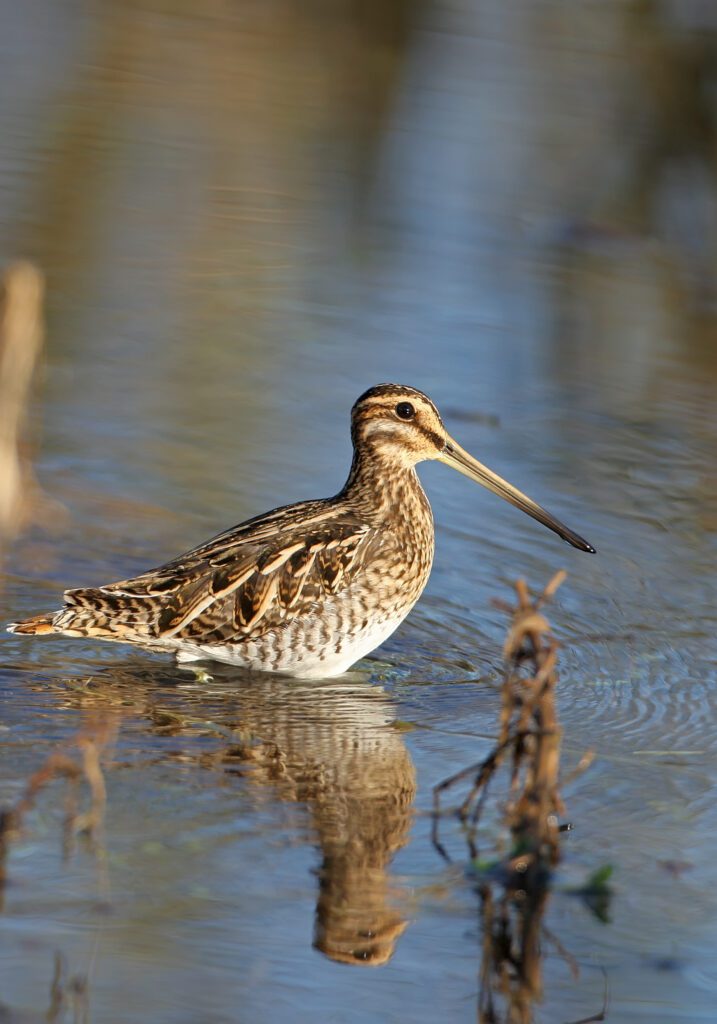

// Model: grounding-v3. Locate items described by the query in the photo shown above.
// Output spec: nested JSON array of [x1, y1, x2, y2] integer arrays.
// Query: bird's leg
[[175, 650, 214, 685]]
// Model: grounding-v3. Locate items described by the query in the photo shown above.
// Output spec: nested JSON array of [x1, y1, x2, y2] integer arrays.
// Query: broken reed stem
[[0, 714, 117, 900], [503, 575, 565, 872], [0, 261, 44, 544], [432, 574, 600, 1023], [432, 571, 567, 868]]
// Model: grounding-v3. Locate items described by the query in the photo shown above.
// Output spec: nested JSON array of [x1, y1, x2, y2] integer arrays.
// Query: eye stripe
[[417, 425, 444, 449]]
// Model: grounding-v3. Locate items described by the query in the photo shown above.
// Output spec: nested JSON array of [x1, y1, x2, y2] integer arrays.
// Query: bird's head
[[351, 383, 595, 552]]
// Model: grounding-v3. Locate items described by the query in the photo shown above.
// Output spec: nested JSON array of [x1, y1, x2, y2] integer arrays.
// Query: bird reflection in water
[[220, 673, 416, 967], [53, 662, 416, 968]]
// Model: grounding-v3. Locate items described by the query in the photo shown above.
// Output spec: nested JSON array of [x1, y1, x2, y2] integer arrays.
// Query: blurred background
[[1, 2, 716, 1022]]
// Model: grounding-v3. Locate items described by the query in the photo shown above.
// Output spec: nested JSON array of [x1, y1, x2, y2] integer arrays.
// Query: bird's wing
[[60, 499, 385, 644]]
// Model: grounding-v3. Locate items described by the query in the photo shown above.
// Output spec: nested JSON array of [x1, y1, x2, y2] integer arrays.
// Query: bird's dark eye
[[395, 402, 415, 420]]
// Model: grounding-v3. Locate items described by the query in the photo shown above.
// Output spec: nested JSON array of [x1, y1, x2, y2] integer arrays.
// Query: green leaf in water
[[470, 857, 500, 876], [578, 863, 614, 924], [584, 864, 613, 890]]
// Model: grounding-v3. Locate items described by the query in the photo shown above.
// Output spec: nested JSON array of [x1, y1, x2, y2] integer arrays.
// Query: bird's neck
[[341, 448, 432, 525]]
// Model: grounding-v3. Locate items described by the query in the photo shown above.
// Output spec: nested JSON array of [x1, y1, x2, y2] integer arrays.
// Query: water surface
[[1, 2, 716, 1021]]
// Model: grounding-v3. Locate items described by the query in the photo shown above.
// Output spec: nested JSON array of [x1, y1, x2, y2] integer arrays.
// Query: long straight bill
[[438, 437, 595, 553]]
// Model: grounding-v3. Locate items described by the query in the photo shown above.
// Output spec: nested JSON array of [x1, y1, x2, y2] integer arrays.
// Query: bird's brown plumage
[[8, 383, 593, 676]]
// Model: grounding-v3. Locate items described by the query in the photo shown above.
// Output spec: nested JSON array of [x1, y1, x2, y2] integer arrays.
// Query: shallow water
[[1, 2, 717, 1021]]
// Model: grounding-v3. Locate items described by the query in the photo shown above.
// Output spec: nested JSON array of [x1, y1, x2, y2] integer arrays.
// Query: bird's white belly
[[173, 611, 410, 679], [283, 614, 407, 678]]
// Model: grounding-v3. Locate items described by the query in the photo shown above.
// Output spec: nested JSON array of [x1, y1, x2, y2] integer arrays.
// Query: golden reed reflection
[[52, 663, 416, 967]]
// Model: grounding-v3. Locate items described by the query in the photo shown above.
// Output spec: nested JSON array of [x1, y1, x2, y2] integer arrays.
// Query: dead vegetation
[[432, 572, 583, 867], [0, 261, 45, 547], [432, 573, 602, 1024], [0, 713, 117, 904]]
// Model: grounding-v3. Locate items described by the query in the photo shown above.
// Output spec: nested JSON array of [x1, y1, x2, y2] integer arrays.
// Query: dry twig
[[432, 574, 598, 1024], [433, 573, 570, 868]]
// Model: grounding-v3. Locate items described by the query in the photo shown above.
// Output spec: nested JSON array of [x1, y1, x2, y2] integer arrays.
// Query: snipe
[[8, 384, 594, 677]]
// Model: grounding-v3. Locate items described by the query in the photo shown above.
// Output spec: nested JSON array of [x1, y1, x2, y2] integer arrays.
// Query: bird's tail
[[7, 612, 59, 635]]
